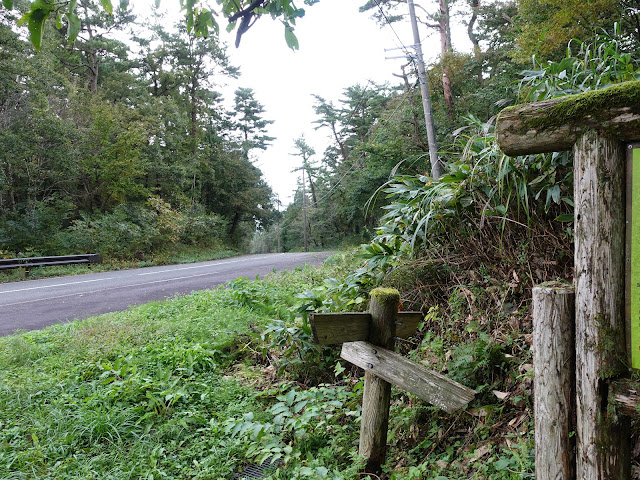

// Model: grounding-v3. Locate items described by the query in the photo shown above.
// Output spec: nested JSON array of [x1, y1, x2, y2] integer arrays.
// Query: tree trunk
[[229, 211, 240, 238], [532, 283, 575, 480], [305, 166, 318, 207], [438, 0, 454, 119], [467, 0, 482, 85], [574, 131, 630, 479], [467, 0, 480, 56]]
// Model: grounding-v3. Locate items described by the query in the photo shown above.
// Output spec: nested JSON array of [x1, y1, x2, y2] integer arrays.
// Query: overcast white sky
[[143, 0, 471, 206]]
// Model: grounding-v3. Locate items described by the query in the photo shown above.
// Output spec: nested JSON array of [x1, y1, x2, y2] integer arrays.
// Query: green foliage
[[224, 384, 359, 473], [6, 0, 316, 50], [367, 115, 571, 261], [0, 258, 385, 479], [0, 12, 275, 258], [520, 24, 640, 101], [363, 30, 637, 264], [46, 200, 227, 259], [514, 0, 635, 62]]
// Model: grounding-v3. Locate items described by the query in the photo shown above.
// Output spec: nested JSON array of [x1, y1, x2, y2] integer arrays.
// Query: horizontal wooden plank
[[495, 81, 640, 156], [310, 311, 423, 345], [310, 313, 370, 345], [396, 312, 422, 338], [341, 341, 475, 413]]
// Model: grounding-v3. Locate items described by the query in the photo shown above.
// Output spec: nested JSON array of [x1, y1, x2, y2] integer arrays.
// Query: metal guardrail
[[0, 254, 101, 271]]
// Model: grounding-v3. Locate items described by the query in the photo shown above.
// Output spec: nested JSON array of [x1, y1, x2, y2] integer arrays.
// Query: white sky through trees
[[139, 0, 472, 206]]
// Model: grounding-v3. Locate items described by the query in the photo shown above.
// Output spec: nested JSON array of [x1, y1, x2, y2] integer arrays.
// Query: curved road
[[0, 252, 332, 336]]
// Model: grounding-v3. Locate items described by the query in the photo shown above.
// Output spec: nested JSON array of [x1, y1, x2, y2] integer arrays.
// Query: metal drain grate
[[232, 457, 279, 479]]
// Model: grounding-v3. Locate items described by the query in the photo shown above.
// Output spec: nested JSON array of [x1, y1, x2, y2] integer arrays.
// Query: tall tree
[[52, 0, 135, 92], [292, 136, 318, 207], [231, 87, 275, 158], [312, 95, 349, 165]]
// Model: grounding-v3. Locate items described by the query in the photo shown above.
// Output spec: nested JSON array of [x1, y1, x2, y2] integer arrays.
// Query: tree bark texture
[[532, 283, 575, 480], [574, 131, 630, 479], [358, 288, 399, 473]]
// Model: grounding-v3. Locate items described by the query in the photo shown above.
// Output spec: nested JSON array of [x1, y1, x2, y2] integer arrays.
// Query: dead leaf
[[471, 444, 490, 461], [493, 390, 510, 401], [468, 407, 488, 418], [519, 363, 533, 374]]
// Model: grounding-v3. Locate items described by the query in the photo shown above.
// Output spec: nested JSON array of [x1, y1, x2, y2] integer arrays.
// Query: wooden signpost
[[496, 80, 640, 479], [310, 288, 475, 473]]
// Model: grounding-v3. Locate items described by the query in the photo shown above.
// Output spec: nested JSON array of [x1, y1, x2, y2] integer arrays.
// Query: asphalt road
[[0, 252, 332, 336]]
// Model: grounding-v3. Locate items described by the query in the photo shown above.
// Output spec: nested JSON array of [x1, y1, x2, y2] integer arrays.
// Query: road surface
[[0, 252, 332, 336]]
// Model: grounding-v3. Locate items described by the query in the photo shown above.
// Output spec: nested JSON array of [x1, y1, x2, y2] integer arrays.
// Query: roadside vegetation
[[3, 0, 640, 478], [1, 256, 538, 480]]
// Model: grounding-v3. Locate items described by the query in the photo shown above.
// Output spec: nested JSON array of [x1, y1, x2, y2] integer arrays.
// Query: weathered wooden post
[[532, 283, 575, 480], [358, 288, 397, 472], [310, 287, 475, 473], [496, 80, 640, 479]]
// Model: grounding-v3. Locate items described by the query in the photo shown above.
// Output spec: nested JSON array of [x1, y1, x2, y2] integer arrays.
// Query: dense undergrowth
[[0, 260, 357, 479]]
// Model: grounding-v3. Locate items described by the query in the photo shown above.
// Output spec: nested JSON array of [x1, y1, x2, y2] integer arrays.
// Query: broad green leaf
[[493, 457, 512, 471], [55, 12, 62, 29], [26, 8, 50, 50], [99, 0, 113, 14], [68, 0, 77, 12], [555, 213, 574, 222], [65, 12, 81, 42], [284, 25, 298, 50], [2, 0, 12, 9]]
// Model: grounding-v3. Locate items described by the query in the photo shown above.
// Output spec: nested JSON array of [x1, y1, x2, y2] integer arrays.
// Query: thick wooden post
[[532, 283, 575, 480], [359, 288, 398, 473], [574, 131, 630, 479]]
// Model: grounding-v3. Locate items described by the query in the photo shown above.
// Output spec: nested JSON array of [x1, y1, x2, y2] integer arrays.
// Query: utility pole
[[301, 167, 308, 252], [407, 0, 441, 179], [275, 195, 282, 253]]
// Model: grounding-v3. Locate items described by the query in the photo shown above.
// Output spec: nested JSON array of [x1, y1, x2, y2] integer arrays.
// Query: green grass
[[0, 259, 363, 480], [0, 255, 540, 479], [0, 287, 269, 479]]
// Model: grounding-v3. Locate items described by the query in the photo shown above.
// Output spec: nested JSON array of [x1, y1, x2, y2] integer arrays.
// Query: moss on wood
[[370, 288, 400, 306], [502, 80, 640, 135]]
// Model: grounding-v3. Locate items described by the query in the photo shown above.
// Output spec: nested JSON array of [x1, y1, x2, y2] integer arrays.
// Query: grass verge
[[1, 253, 542, 479], [0, 259, 363, 479]]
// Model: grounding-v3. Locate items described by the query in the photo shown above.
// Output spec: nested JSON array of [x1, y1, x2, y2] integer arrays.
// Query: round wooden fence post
[[533, 283, 575, 480], [574, 131, 630, 479], [359, 288, 399, 473]]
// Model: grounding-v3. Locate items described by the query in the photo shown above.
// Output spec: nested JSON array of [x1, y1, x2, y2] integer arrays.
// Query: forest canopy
[[2, 0, 640, 259]]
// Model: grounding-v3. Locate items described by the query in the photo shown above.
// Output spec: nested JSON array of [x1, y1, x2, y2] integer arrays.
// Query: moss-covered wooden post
[[359, 287, 399, 472], [496, 82, 640, 479], [573, 132, 630, 479]]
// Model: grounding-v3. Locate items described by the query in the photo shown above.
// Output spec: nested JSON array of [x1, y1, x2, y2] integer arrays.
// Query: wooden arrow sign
[[341, 341, 475, 413]]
